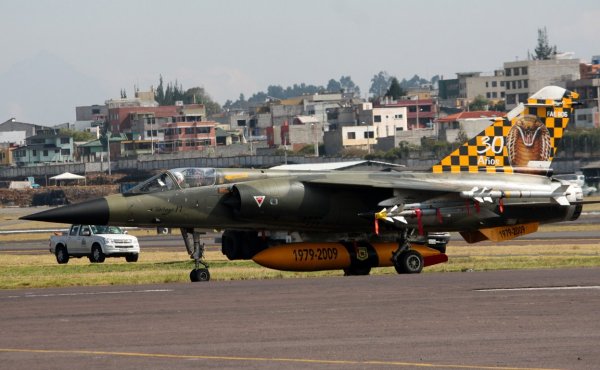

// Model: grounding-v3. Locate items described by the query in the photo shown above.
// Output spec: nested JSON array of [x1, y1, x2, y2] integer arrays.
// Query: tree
[[59, 128, 95, 142], [340, 75, 360, 96], [326, 79, 342, 92], [369, 71, 391, 98], [532, 27, 556, 60], [469, 95, 490, 111], [385, 77, 405, 100], [156, 75, 165, 103]]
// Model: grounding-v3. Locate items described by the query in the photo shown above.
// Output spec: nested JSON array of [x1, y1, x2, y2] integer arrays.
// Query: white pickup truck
[[50, 224, 140, 264]]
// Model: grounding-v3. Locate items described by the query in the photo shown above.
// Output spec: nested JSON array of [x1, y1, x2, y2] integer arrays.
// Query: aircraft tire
[[55, 245, 69, 264], [190, 268, 210, 282], [89, 244, 106, 263], [394, 250, 423, 274]]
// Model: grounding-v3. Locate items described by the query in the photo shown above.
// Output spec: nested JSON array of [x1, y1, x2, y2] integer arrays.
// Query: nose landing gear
[[182, 228, 210, 282]]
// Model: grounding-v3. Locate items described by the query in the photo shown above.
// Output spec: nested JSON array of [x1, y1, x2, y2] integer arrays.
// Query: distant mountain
[[0, 51, 108, 125]]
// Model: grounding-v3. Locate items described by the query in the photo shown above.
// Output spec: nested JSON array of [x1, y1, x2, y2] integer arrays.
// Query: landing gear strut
[[182, 228, 210, 282], [392, 229, 424, 274]]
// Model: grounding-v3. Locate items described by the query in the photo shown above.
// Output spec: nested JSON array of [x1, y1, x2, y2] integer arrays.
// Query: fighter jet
[[22, 86, 585, 282]]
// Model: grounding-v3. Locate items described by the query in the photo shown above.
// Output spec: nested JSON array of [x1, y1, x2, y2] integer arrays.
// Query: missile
[[252, 242, 447, 272]]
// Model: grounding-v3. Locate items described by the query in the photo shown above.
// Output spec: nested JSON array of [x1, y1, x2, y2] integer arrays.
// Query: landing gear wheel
[[343, 266, 371, 276], [89, 245, 106, 263], [394, 250, 423, 274], [55, 246, 69, 264], [190, 268, 210, 282]]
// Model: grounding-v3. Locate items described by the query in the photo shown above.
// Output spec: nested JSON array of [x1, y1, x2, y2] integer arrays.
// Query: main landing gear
[[182, 228, 210, 282], [392, 229, 424, 274]]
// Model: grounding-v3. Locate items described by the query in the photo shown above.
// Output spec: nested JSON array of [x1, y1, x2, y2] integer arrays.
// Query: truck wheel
[[125, 254, 139, 263], [89, 244, 106, 263], [55, 245, 69, 264]]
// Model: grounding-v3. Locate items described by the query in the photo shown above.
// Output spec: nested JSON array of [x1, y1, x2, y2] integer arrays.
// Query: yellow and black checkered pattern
[[431, 91, 577, 174]]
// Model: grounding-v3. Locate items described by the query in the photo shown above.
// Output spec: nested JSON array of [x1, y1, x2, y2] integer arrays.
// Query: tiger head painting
[[506, 114, 551, 168]]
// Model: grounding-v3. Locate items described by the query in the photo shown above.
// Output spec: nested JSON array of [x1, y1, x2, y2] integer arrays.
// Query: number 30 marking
[[477, 136, 504, 154]]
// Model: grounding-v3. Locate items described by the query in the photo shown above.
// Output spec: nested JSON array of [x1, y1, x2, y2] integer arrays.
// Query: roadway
[[1, 268, 599, 369]]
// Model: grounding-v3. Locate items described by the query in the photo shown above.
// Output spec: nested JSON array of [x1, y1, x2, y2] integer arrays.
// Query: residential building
[[161, 121, 217, 153], [436, 111, 505, 142], [567, 59, 600, 128], [75, 104, 108, 122], [13, 129, 74, 166], [323, 124, 376, 155], [0, 118, 44, 145], [375, 97, 436, 129], [0, 143, 15, 166], [504, 57, 580, 109], [439, 71, 505, 109]]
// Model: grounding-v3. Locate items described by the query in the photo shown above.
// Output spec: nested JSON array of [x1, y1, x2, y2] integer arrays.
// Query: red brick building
[[162, 121, 217, 153]]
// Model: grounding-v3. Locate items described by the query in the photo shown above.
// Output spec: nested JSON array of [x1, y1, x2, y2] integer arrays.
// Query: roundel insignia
[[254, 195, 266, 208]]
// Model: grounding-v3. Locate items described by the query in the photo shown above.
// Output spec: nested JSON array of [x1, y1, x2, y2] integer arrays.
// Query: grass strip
[[1, 244, 599, 289]]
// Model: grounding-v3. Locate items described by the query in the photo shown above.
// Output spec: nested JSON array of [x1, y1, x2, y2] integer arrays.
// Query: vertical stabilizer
[[432, 86, 578, 175]]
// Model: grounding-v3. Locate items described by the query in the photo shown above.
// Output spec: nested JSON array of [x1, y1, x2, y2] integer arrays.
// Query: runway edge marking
[[0, 348, 563, 370]]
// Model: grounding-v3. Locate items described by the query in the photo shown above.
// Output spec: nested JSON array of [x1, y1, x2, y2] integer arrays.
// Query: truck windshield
[[126, 167, 217, 194], [92, 225, 125, 234]]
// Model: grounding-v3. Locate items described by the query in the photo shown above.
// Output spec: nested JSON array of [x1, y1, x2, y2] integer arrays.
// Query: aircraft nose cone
[[20, 198, 110, 225]]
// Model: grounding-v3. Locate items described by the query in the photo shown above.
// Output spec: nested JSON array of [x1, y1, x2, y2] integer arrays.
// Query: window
[[237, 119, 246, 127], [92, 108, 100, 114], [485, 82, 489, 87], [505, 68, 512, 76], [512, 81, 516, 89], [517, 80, 522, 89], [374, 115, 382, 122], [70, 225, 80, 236], [80, 225, 90, 236], [32, 150, 37, 156], [524, 80, 528, 88], [486, 92, 491, 98], [501, 92, 505, 98], [363, 131, 374, 139], [513, 67, 520, 76], [61, 149, 70, 155], [500, 81, 505, 87], [521, 67, 528, 75], [43, 150, 48, 157], [394, 114, 403, 119], [492, 92, 498, 98], [492, 81, 497, 87], [518, 93, 529, 103], [185, 128, 194, 134], [506, 94, 516, 104], [347, 132, 356, 140], [196, 127, 211, 134]]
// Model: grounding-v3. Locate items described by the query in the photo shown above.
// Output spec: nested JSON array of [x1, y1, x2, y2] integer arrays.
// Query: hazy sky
[[1, 0, 599, 124]]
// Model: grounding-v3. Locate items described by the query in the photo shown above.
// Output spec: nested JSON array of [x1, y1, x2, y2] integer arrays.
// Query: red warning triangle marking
[[254, 195, 265, 208]]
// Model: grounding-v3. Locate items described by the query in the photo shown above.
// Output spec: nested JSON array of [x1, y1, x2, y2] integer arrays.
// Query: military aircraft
[[22, 86, 585, 282]]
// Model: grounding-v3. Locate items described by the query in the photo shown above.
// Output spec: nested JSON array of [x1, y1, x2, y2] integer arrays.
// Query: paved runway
[[1, 268, 599, 370]]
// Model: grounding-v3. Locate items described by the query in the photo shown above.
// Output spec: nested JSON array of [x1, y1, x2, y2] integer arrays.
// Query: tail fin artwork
[[432, 86, 579, 175]]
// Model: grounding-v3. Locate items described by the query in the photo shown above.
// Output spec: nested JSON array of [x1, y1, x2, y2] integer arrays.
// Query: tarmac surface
[[1, 268, 600, 370]]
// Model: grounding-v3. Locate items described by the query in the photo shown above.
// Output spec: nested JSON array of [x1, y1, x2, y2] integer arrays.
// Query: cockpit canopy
[[127, 168, 217, 194]]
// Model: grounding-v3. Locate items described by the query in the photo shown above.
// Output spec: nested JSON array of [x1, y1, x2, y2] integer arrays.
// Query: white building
[[504, 57, 580, 109]]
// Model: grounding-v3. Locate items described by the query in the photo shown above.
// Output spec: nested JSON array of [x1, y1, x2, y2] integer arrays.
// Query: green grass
[[2, 244, 600, 289]]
